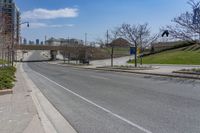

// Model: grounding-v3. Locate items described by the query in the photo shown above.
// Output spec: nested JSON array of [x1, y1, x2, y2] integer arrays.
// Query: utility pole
[[107, 30, 113, 67], [68, 37, 70, 64], [84, 33, 87, 61], [106, 30, 109, 45], [45, 36, 47, 45], [64, 47, 66, 64], [85, 33, 87, 46]]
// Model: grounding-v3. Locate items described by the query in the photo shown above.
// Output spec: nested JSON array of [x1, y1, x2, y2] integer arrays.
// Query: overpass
[[15, 45, 94, 61], [15, 45, 77, 51]]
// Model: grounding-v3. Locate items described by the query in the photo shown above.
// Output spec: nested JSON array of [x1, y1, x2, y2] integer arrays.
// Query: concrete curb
[[0, 89, 13, 95], [20, 64, 57, 133], [173, 71, 200, 76], [88, 68, 199, 79], [55, 63, 200, 80], [86, 68, 200, 80], [145, 64, 200, 67], [20, 61, 77, 132]]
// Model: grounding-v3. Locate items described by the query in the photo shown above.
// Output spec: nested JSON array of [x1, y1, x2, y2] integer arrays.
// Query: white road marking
[[31, 69, 152, 133]]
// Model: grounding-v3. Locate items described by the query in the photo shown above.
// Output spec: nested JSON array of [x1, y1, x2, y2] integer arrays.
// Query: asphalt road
[[23, 51, 200, 133]]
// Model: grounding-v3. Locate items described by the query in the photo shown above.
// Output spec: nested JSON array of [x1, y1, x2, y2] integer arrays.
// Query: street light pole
[[13, 21, 29, 64], [20, 22, 29, 27]]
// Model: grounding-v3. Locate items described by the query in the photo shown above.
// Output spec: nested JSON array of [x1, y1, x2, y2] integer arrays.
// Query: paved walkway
[[0, 64, 44, 133], [135, 65, 200, 75]]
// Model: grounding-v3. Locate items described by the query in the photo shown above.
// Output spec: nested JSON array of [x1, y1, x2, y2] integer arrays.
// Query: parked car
[[80, 59, 90, 64]]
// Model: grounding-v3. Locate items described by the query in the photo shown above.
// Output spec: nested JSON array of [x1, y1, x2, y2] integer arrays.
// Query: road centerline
[[29, 66, 152, 133]]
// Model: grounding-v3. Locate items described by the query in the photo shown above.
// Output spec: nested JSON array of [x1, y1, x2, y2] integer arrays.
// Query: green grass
[[128, 45, 200, 65], [0, 59, 6, 64], [0, 59, 10, 65], [0, 66, 16, 90], [103, 47, 129, 55]]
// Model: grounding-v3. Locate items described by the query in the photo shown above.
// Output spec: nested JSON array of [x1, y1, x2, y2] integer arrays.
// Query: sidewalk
[[12, 51, 76, 133], [0, 64, 45, 133], [132, 65, 200, 75], [50, 61, 200, 80]]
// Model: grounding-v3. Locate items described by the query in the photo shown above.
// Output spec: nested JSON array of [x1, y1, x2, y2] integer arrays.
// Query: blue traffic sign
[[130, 47, 136, 55]]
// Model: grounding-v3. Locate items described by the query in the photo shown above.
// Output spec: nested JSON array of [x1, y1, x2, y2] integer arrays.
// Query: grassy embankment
[[0, 66, 16, 90], [90, 47, 130, 60], [128, 44, 200, 65]]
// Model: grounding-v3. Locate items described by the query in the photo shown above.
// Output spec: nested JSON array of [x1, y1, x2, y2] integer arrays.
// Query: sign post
[[130, 47, 137, 66]]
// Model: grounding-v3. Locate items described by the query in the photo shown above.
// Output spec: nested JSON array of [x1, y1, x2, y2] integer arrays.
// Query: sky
[[15, 0, 191, 43]]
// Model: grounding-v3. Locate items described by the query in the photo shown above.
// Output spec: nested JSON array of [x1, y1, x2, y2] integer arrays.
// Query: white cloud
[[22, 22, 74, 29], [50, 24, 74, 28], [22, 8, 79, 20]]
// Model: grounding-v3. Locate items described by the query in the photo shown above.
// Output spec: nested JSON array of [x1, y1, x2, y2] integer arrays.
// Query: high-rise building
[[23, 38, 27, 45], [0, 0, 20, 63], [36, 39, 40, 45], [0, 0, 20, 44]]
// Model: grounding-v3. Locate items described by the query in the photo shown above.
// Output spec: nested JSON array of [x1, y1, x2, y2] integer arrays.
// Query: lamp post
[[16, 22, 29, 46], [12, 21, 29, 65], [20, 22, 29, 27]]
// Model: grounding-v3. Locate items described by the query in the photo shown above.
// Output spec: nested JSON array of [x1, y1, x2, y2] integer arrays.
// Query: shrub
[[0, 66, 16, 90]]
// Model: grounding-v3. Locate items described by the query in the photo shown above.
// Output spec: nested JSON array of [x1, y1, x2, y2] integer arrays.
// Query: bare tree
[[0, 13, 4, 64], [0, 13, 12, 66], [188, 0, 200, 9], [96, 30, 120, 66], [96, 38, 106, 48], [166, 0, 200, 42], [117, 23, 156, 67]]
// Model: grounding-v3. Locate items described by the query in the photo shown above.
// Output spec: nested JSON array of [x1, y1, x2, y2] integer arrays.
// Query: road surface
[[23, 51, 200, 133]]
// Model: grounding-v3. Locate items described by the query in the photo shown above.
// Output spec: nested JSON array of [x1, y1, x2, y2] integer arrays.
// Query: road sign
[[193, 7, 200, 24], [137, 47, 141, 55], [130, 47, 136, 55]]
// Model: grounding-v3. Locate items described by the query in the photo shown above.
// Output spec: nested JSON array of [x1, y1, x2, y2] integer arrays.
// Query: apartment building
[[0, 0, 20, 63]]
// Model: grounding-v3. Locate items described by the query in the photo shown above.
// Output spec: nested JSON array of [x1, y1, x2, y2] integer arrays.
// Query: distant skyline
[[15, 0, 190, 42]]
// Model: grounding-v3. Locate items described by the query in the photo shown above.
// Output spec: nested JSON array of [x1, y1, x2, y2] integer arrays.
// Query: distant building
[[109, 38, 131, 47], [67, 38, 84, 45], [40, 41, 43, 45], [29, 40, 34, 45], [36, 39, 40, 45], [45, 38, 60, 46], [46, 37, 84, 46], [23, 38, 27, 45]]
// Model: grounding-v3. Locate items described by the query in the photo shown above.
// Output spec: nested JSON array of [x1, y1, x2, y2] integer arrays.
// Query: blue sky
[[15, 0, 190, 42]]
